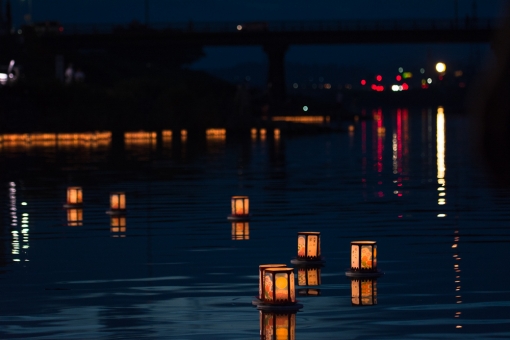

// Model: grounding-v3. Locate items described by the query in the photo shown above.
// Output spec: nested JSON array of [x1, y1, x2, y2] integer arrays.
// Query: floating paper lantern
[[228, 196, 250, 220], [297, 266, 321, 286], [351, 278, 377, 306], [107, 192, 126, 215], [67, 208, 83, 227], [231, 221, 250, 240], [263, 268, 296, 305], [291, 232, 324, 265], [346, 241, 383, 277], [258, 264, 286, 301], [64, 186, 82, 208], [259, 310, 296, 340]]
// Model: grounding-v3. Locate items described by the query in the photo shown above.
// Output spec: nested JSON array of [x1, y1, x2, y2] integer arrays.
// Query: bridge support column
[[263, 44, 288, 105]]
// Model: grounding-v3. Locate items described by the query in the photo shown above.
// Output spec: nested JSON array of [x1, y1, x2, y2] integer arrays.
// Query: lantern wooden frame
[[231, 221, 250, 240], [259, 310, 296, 340], [257, 267, 303, 311], [227, 196, 250, 221], [106, 192, 126, 215], [345, 241, 383, 278], [351, 278, 378, 306], [291, 231, 325, 265], [254, 264, 287, 303], [64, 186, 83, 208]]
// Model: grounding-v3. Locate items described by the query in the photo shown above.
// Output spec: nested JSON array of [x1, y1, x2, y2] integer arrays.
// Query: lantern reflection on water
[[346, 241, 383, 278], [298, 288, 321, 296], [259, 310, 296, 340], [297, 266, 321, 286], [228, 196, 250, 220], [110, 215, 126, 237], [67, 208, 83, 227], [64, 186, 83, 208], [231, 221, 250, 240], [107, 192, 126, 215], [291, 232, 324, 265], [351, 278, 377, 306]]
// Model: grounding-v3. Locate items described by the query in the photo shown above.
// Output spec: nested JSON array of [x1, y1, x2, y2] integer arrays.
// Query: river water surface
[[0, 107, 509, 339]]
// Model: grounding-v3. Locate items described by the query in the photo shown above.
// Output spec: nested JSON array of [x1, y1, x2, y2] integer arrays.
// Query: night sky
[[9, 0, 507, 72]]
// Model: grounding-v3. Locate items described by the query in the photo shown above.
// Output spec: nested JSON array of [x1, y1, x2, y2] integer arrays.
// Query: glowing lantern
[[351, 278, 377, 306], [107, 192, 126, 215], [228, 196, 250, 220], [258, 264, 287, 300], [110, 215, 126, 237], [67, 208, 83, 226], [64, 186, 83, 207], [259, 311, 296, 340], [346, 241, 383, 277], [297, 266, 321, 286], [231, 221, 250, 240], [435, 62, 446, 73], [263, 268, 296, 305], [291, 232, 324, 264]]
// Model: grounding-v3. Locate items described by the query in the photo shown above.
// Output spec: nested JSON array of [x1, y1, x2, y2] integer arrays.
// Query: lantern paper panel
[[110, 193, 126, 210], [67, 187, 83, 205], [351, 241, 377, 271], [259, 264, 286, 300], [297, 267, 321, 286], [231, 196, 249, 216], [351, 278, 377, 306], [264, 268, 295, 304], [67, 208, 83, 226], [232, 222, 249, 240], [260, 311, 296, 340], [297, 232, 321, 260]]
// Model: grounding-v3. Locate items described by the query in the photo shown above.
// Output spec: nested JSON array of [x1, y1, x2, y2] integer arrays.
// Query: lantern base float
[[227, 214, 250, 221], [290, 257, 326, 266], [345, 269, 384, 278], [106, 210, 127, 216], [256, 302, 303, 312]]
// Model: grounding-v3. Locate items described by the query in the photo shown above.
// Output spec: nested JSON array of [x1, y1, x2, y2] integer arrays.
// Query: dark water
[[0, 107, 509, 339]]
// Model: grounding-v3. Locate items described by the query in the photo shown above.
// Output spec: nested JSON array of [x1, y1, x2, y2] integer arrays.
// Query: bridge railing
[[60, 18, 496, 35]]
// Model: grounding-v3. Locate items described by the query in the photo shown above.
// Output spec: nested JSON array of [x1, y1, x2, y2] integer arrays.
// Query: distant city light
[[391, 85, 400, 92], [427, 78, 432, 84], [396, 75, 402, 81], [376, 75, 382, 82], [361, 79, 367, 85], [402, 83, 409, 90], [324, 83, 331, 89], [398, 67, 403, 73], [435, 62, 446, 73], [293, 83, 298, 89], [454, 70, 463, 77], [402, 72, 413, 79], [303, 106, 309, 112], [237, 25, 243, 31], [420, 68, 425, 74]]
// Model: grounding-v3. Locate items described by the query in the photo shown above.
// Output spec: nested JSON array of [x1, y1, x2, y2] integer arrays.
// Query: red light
[[402, 83, 409, 91], [421, 84, 429, 89], [438, 75, 444, 81], [376, 75, 382, 82], [371, 84, 377, 90], [361, 79, 366, 86], [396, 75, 402, 81], [377, 85, 384, 92], [59, 26, 64, 32]]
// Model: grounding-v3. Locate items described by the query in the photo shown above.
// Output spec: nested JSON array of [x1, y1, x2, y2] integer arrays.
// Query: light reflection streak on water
[[9, 182, 29, 263]]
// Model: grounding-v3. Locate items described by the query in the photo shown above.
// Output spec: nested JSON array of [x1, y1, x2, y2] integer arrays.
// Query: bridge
[[5, 18, 499, 102]]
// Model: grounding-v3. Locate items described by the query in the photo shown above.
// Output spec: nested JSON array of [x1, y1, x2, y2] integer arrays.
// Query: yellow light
[[231, 222, 249, 240], [263, 268, 295, 304], [110, 192, 126, 211], [259, 264, 286, 300], [297, 232, 321, 260], [231, 196, 249, 216], [351, 241, 377, 272], [435, 62, 446, 73], [67, 208, 83, 226], [66, 186, 83, 205]]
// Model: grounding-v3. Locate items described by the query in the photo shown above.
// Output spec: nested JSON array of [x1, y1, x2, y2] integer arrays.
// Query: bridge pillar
[[263, 44, 288, 105]]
